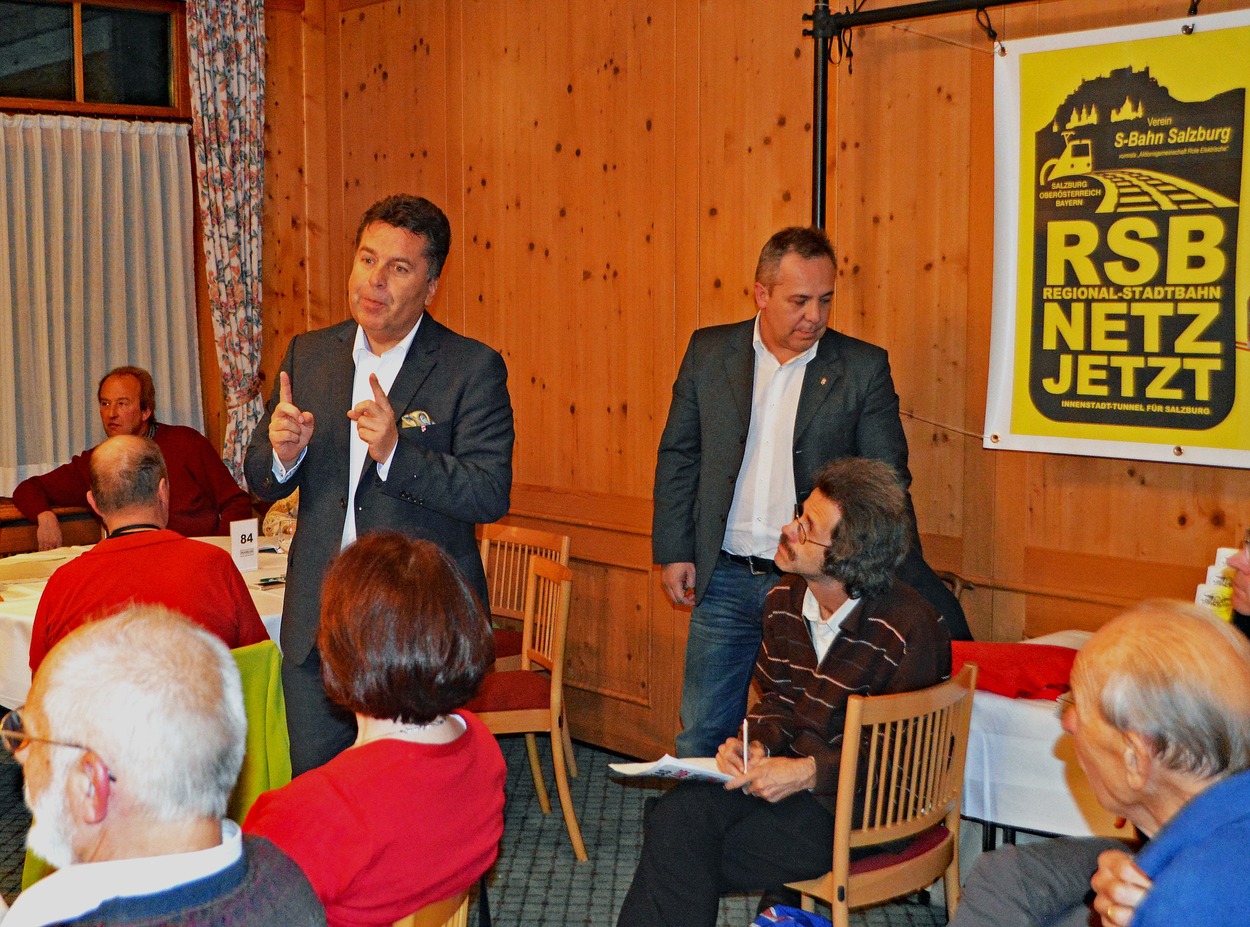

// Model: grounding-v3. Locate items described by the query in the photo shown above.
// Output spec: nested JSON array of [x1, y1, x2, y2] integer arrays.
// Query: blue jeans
[[675, 555, 781, 758]]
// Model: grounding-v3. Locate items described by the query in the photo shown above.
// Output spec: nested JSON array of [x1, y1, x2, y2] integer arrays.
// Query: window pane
[[82, 6, 171, 107], [0, 2, 75, 101]]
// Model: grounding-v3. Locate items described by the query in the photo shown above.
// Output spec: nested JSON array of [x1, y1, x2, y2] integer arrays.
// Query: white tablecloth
[[962, 630, 1132, 839], [0, 537, 286, 708]]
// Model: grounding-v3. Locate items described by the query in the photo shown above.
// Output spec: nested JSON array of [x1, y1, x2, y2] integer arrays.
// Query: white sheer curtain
[[0, 113, 203, 495]]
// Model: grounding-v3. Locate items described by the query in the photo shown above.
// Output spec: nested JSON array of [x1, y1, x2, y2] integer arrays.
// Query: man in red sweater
[[29, 435, 269, 673], [13, 366, 251, 550]]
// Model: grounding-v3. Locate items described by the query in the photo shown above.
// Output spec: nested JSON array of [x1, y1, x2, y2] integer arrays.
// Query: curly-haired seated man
[[0, 607, 324, 927], [616, 458, 952, 927]]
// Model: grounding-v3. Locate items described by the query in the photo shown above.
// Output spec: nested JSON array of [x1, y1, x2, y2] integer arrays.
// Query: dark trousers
[[282, 647, 357, 776], [615, 782, 835, 927], [951, 836, 1131, 927]]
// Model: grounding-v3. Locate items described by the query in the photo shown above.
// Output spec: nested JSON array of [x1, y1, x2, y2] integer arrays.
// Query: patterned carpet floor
[[0, 739, 948, 926]]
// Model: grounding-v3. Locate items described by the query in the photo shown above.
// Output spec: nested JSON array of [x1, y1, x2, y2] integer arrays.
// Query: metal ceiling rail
[[824, 0, 1036, 31], [805, 0, 1038, 227], [804, 0, 1202, 225]]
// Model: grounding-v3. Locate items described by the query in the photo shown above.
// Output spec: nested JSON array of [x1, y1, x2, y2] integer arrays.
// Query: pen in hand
[[741, 718, 749, 775]]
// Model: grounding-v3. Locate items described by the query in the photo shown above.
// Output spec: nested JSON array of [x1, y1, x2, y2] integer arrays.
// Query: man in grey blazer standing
[[245, 195, 514, 774], [653, 226, 969, 758]]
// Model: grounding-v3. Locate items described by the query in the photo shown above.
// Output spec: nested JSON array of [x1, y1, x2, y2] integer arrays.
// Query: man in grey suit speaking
[[245, 195, 514, 774], [653, 226, 969, 758]]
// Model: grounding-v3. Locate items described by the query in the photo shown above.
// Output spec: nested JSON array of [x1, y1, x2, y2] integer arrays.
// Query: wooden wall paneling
[[302, 0, 336, 335], [334, 0, 452, 326], [330, 0, 452, 334], [262, 4, 313, 386], [498, 500, 667, 757], [830, 22, 976, 618], [671, 0, 702, 353], [697, 0, 821, 327], [442, 0, 467, 336], [959, 28, 1000, 641], [451, 0, 685, 754], [256, 0, 332, 399], [456, 0, 673, 499]]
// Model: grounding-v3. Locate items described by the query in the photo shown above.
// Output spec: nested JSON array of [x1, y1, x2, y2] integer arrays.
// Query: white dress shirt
[[2, 820, 243, 927], [723, 315, 819, 558], [802, 586, 859, 664], [271, 316, 422, 551]]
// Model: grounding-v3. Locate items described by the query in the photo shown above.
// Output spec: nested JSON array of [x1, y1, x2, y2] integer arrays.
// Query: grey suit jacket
[[244, 316, 514, 663], [652, 318, 917, 603]]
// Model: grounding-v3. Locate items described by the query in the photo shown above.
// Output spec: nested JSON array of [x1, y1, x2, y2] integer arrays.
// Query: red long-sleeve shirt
[[13, 423, 251, 537]]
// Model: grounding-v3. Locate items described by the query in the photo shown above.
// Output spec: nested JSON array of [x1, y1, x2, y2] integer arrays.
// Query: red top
[[244, 712, 506, 927], [12, 422, 252, 538], [30, 529, 269, 672]]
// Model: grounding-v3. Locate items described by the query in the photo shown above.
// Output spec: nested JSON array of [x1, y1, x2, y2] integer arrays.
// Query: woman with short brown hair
[[245, 533, 504, 927]]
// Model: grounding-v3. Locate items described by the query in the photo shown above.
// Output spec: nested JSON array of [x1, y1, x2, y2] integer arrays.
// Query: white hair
[[33, 606, 246, 821], [1081, 600, 1250, 780]]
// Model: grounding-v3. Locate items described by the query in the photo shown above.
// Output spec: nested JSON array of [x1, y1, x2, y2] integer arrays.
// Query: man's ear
[[67, 752, 112, 826], [86, 491, 102, 519], [157, 478, 171, 508], [423, 275, 440, 308], [1122, 730, 1153, 791], [753, 280, 770, 311]]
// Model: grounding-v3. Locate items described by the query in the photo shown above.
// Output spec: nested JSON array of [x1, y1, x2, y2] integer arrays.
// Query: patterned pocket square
[[401, 410, 436, 431]]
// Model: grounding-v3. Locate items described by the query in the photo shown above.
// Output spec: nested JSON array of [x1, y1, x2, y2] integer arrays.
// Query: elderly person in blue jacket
[[953, 600, 1250, 927]]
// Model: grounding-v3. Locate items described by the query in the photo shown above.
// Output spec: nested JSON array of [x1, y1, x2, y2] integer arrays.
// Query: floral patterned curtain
[[186, 0, 265, 484]]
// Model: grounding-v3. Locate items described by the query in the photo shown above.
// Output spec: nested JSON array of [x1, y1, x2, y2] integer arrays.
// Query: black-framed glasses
[[0, 709, 117, 781], [792, 504, 831, 549]]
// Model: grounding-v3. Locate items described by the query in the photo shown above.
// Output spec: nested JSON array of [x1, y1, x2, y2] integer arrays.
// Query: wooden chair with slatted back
[[786, 663, 978, 927], [465, 555, 588, 860], [392, 889, 470, 927], [478, 522, 577, 775], [479, 523, 570, 627]]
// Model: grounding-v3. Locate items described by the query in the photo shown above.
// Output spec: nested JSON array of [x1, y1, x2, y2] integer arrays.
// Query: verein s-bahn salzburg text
[[986, 11, 1250, 467]]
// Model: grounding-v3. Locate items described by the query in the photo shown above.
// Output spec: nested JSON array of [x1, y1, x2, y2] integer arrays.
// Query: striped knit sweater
[[750, 574, 952, 811]]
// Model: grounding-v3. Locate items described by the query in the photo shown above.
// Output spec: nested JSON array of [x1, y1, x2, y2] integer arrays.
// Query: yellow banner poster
[[986, 11, 1250, 467]]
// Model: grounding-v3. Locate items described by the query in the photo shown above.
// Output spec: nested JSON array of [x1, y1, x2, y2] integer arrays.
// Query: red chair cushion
[[951, 641, 1076, 701], [493, 627, 523, 659], [465, 670, 551, 713], [848, 823, 950, 875]]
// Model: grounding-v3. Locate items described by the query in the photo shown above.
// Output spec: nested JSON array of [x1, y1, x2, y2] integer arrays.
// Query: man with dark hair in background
[[13, 365, 251, 550], [652, 225, 969, 758], [245, 194, 514, 774]]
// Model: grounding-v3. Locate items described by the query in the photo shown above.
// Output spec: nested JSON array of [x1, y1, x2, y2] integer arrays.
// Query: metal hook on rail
[[1181, 0, 1200, 34], [838, 25, 856, 73], [975, 7, 1007, 56]]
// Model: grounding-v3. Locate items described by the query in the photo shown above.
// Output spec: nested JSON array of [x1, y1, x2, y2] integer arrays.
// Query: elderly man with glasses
[[951, 600, 1250, 927], [0, 607, 324, 927], [616, 458, 952, 927]]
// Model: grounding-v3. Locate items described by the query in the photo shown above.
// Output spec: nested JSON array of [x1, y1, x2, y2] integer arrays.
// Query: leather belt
[[721, 550, 779, 576]]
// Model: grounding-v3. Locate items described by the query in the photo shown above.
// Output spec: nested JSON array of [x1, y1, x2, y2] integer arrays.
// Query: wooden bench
[[0, 498, 101, 556]]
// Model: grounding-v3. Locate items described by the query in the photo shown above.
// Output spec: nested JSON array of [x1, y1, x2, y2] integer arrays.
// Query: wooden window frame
[[0, 0, 191, 120]]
